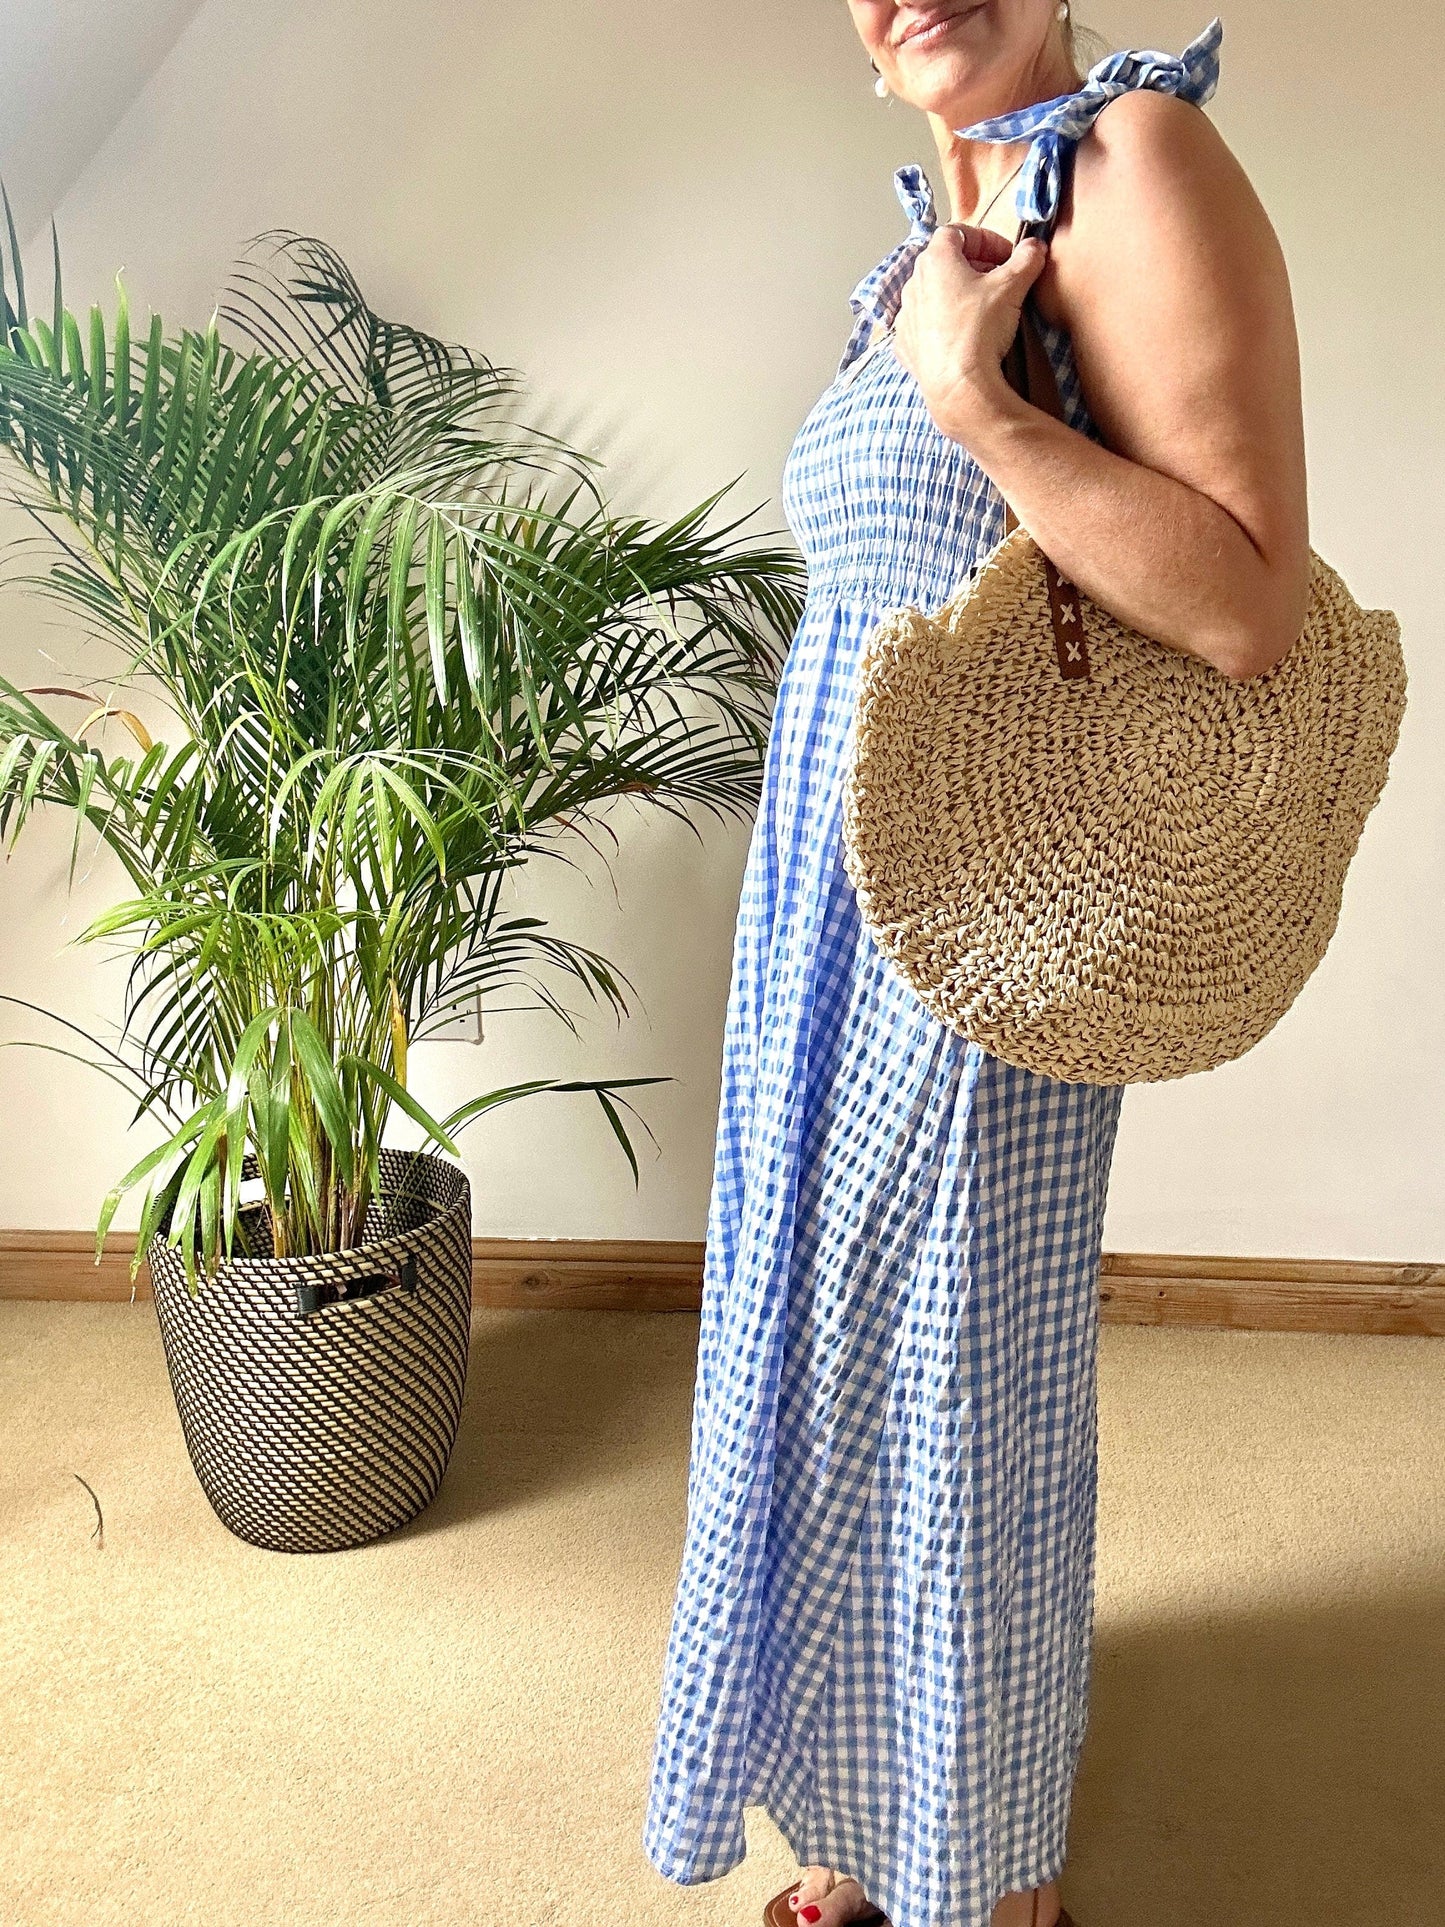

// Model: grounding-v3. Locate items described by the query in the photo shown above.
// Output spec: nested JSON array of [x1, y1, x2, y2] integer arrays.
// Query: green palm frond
[[0, 200, 806, 1283]]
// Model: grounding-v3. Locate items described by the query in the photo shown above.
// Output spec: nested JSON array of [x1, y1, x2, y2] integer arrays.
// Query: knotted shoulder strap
[[956, 18, 1223, 236]]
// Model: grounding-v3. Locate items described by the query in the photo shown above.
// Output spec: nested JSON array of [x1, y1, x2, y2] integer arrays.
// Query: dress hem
[[644, 1799, 1076, 1927]]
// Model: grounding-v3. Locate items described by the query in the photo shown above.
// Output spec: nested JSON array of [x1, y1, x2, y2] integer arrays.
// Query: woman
[[645, 7, 1307, 1927]]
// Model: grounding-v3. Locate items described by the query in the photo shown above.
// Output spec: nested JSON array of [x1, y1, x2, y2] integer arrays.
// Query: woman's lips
[[895, 4, 981, 51]]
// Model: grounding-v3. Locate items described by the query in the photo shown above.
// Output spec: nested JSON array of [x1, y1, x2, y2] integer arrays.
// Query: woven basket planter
[[148, 1149, 473, 1554]]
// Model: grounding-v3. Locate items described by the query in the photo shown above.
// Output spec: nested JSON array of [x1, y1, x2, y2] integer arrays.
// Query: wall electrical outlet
[[430, 992, 485, 1045]]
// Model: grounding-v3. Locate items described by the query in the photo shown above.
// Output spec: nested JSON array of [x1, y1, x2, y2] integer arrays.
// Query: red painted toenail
[[801, 1909, 822, 1923]]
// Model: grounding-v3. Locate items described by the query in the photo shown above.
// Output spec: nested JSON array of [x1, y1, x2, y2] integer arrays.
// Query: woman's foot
[[780, 1867, 1062, 1927], [990, 1881, 1063, 1927], [786, 1867, 887, 1927]]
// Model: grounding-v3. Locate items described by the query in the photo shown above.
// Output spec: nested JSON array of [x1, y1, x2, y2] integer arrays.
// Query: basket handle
[[998, 289, 1093, 683], [295, 1252, 419, 1319]]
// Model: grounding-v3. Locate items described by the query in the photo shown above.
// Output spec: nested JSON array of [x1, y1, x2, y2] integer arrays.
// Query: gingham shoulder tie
[[840, 163, 940, 376], [956, 15, 1224, 232]]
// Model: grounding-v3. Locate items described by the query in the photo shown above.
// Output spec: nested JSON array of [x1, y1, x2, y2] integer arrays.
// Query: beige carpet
[[1, 1302, 1442, 1927]]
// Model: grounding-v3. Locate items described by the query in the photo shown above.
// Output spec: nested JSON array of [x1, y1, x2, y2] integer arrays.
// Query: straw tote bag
[[840, 302, 1408, 1085]]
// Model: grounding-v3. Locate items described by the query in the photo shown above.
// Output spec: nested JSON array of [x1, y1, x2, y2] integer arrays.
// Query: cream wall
[[0, 0, 1440, 1257], [0, 0, 203, 223]]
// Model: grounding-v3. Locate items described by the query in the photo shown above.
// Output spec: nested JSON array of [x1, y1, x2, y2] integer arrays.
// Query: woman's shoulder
[[1072, 84, 1242, 211], [1063, 84, 1263, 252], [1033, 85, 1279, 330]]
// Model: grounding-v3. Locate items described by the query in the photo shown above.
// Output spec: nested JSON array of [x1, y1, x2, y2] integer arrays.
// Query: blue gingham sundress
[[644, 23, 1224, 1927]]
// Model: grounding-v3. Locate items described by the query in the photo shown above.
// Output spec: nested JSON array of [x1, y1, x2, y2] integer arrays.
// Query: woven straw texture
[[149, 1150, 473, 1553], [842, 530, 1407, 1085]]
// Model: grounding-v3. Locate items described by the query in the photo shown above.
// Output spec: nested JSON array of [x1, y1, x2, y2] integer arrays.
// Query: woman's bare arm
[[893, 91, 1310, 682]]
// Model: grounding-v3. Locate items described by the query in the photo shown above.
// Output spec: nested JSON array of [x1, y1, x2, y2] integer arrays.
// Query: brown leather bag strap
[[998, 296, 1092, 683], [1000, 301, 1068, 443]]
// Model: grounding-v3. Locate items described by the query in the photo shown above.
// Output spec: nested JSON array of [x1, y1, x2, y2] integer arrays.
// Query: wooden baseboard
[[472, 1237, 705, 1312], [0, 1231, 142, 1303], [2, 1230, 1442, 1336], [1096, 1250, 1445, 1336]]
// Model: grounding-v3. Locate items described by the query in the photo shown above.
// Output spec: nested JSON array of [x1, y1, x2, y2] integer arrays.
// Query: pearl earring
[[871, 59, 889, 99], [1056, 0, 1069, 16]]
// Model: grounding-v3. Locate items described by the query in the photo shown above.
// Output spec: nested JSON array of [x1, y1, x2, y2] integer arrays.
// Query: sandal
[[762, 1876, 1076, 1927], [762, 1873, 889, 1927]]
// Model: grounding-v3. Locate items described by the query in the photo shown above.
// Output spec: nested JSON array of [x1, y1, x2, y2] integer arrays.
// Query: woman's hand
[[892, 225, 1048, 441]]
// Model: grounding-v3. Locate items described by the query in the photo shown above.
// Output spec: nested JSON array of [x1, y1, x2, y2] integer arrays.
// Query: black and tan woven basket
[[148, 1149, 473, 1554]]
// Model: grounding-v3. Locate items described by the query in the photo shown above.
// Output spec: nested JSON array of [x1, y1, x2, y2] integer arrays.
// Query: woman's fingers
[[935, 221, 1016, 269], [892, 230, 1050, 419], [993, 233, 1049, 294]]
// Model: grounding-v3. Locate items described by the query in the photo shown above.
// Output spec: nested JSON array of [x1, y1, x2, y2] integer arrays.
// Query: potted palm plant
[[0, 209, 803, 1552]]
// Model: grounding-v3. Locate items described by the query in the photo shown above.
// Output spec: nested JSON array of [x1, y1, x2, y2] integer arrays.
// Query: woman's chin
[[899, 60, 1002, 123], [896, 30, 1007, 118]]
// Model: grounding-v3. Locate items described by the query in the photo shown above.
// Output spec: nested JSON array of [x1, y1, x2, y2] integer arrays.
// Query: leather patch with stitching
[[1044, 556, 1090, 680]]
